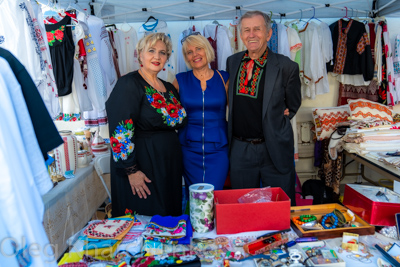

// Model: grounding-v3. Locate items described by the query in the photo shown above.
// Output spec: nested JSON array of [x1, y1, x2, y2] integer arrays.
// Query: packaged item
[[238, 187, 272, 203]]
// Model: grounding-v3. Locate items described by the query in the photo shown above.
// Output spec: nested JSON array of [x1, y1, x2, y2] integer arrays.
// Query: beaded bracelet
[[321, 212, 338, 229], [333, 209, 346, 227], [292, 216, 305, 225], [300, 215, 317, 223]]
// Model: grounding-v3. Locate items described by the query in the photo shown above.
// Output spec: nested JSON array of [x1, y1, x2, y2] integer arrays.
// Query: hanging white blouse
[[393, 35, 400, 102], [298, 22, 325, 99], [87, 15, 117, 98], [138, 20, 175, 82], [119, 25, 139, 74], [30, 1, 60, 118], [286, 26, 302, 61], [111, 29, 127, 75], [0, 1, 44, 87], [277, 23, 290, 58], [71, 21, 93, 113], [374, 24, 383, 84], [77, 13, 108, 126], [229, 23, 246, 53], [177, 29, 192, 74], [314, 21, 332, 96], [203, 24, 233, 71], [0, 58, 56, 267]]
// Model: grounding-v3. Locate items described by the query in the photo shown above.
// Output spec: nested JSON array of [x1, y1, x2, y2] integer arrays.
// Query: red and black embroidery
[[236, 49, 268, 98]]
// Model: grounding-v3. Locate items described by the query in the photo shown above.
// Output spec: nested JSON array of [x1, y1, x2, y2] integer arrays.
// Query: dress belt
[[233, 135, 265, 145]]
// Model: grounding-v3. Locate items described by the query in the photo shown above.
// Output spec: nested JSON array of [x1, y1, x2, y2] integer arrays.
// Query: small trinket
[[215, 236, 229, 247], [270, 253, 279, 260]]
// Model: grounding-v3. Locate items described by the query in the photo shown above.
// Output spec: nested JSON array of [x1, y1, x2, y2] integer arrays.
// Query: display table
[[343, 151, 400, 185], [42, 162, 111, 259], [64, 220, 397, 267]]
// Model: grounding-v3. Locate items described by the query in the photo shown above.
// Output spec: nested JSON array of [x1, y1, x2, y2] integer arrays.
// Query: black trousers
[[229, 138, 296, 206]]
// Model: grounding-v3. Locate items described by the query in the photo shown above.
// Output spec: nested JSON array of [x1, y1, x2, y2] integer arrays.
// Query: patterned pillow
[[312, 105, 350, 140], [347, 98, 393, 123]]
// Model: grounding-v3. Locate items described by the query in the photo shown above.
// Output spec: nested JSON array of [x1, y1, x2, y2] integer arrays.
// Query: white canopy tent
[[38, 0, 400, 24]]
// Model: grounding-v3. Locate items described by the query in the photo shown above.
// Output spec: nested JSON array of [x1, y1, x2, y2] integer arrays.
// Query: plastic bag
[[238, 187, 272, 203]]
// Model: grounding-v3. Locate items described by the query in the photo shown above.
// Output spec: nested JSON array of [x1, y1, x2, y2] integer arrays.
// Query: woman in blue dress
[[173, 34, 229, 191]]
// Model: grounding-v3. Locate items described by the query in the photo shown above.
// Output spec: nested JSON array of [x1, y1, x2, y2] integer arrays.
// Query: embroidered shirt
[[232, 49, 268, 138]]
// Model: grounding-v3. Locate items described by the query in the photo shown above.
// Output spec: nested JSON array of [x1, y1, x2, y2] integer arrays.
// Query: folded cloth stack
[[142, 214, 193, 245]]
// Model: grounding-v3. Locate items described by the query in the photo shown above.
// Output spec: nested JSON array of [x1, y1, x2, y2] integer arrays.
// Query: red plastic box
[[343, 184, 400, 226], [214, 188, 291, 234]]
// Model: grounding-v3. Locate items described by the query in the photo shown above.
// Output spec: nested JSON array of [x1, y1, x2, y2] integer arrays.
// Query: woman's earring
[[163, 68, 166, 71], [140, 64, 143, 67]]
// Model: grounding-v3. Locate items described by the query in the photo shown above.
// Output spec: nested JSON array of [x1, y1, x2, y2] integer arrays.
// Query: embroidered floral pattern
[[83, 219, 133, 239], [236, 49, 268, 98], [0, 36, 4, 44], [47, 25, 65, 46], [19, 2, 45, 71], [144, 220, 186, 237], [55, 112, 81, 121], [110, 119, 134, 162], [131, 251, 198, 267], [145, 86, 186, 126]]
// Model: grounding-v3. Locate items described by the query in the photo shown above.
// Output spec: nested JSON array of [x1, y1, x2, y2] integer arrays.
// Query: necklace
[[139, 69, 166, 97], [193, 69, 213, 91]]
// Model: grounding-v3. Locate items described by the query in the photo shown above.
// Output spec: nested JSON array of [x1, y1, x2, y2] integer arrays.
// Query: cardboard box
[[214, 188, 291, 234], [291, 203, 374, 239], [343, 184, 400, 226]]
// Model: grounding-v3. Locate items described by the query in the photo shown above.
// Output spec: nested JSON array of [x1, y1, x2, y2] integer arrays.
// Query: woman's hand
[[284, 108, 289, 116], [128, 171, 152, 199]]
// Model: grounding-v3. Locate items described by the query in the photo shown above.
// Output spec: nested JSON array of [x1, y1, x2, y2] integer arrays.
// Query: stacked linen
[[343, 128, 400, 155], [58, 215, 144, 264], [337, 98, 400, 159]]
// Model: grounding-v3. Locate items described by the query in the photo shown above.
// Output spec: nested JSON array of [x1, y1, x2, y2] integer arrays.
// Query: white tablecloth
[[42, 162, 110, 259]]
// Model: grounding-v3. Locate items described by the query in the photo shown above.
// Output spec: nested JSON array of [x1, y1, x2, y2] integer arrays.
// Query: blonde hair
[[136, 33, 173, 64], [181, 34, 215, 69]]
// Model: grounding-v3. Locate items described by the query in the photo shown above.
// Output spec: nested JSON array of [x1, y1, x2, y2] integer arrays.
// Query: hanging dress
[[45, 16, 75, 96], [106, 71, 187, 217]]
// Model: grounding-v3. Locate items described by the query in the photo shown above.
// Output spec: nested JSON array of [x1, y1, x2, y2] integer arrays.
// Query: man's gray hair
[[238, 10, 272, 33]]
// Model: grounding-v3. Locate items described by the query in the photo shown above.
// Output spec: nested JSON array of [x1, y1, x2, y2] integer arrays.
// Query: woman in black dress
[[106, 33, 187, 217]]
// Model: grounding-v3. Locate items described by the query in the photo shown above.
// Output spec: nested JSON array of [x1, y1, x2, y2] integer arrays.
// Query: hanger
[[303, 6, 321, 26], [67, 0, 86, 14], [284, 9, 304, 27], [269, 11, 276, 23], [105, 24, 117, 29], [121, 14, 132, 31], [341, 6, 350, 21], [144, 16, 157, 24], [232, 8, 240, 26], [43, 0, 59, 18]]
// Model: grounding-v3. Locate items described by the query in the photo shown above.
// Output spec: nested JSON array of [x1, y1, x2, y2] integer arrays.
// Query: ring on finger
[[136, 188, 140, 192]]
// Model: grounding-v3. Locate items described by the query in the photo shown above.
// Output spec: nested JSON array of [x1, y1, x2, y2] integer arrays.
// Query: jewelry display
[[299, 215, 317, 223], [321, 212, 338, 229]]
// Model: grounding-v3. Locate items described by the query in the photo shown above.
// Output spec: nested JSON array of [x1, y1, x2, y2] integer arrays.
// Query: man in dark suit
[[226, 10, 301, 205]]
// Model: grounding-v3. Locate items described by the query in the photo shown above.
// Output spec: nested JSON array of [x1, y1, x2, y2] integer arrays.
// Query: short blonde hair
[[136, 33, 173, 65], [181, 34, 215, 69]]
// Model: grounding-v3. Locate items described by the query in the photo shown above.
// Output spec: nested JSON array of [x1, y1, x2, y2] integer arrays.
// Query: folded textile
[[84, 218, 134, 240], [114, 229, 143, 256], [143, 215, 193, 245]]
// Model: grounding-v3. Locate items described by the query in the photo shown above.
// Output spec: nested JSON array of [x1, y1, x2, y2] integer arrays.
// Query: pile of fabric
[[59, 214, 145, 266]]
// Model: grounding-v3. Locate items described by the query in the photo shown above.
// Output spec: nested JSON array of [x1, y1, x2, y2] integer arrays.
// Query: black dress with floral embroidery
[[106, 71, 187, 217]]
